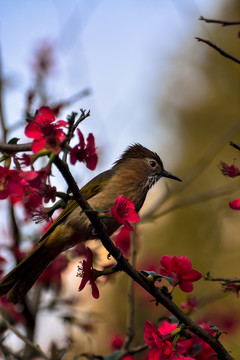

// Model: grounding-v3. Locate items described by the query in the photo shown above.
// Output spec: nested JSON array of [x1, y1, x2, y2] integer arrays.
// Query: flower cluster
[[144, 320, 216, 360]]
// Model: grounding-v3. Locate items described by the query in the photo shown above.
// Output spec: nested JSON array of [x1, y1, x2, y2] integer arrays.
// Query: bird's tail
[[0, 242, 56, 304]]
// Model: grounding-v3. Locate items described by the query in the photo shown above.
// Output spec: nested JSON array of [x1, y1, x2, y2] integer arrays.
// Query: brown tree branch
[[195, 37, 240, 65], [199, 16, 240, 27], [0, 142, 32, 153]]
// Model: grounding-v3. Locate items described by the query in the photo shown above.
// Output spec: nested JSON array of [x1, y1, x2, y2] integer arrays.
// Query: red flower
[[219, 161, 239, 178], [0, 297, 25, 324], [18, 153, 33, 167], [229, 199, 240, 210], [77, 247, 99, 299], [114, 227, 131, 256], [145, 321, 196, 360], [8, 167, 55, 219], [180, 296, 199, 313], [70, 129, 97, 170], [181, 322, 216, 360], [31, 39, 56, 75], [144, 321, 172, 360], [25, 106, 67, 154], [160, 256, 202, 292], [223, 281, 240, 297], [0, 167, 26, 200], [110, 195, 140, 231], [110, 333, 124, 350]]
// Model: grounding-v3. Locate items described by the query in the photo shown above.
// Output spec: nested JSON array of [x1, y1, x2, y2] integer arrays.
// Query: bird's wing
[[39, 169, 115, 242]]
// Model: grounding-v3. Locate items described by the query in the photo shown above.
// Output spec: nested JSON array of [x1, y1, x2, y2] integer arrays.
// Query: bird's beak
[[162, 169, 182, 182]]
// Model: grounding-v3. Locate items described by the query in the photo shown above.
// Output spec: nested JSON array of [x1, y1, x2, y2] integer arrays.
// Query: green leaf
[[8, 137, 20, 144]]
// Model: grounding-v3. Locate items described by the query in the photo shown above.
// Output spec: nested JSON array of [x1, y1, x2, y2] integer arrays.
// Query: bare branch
[[199, 16, 240, 27], [195, 37, 240, 65], [143, 181, 240, 223]]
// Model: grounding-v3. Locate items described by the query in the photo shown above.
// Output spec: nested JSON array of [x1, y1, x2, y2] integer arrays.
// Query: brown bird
[[0, 144, 181, 303]]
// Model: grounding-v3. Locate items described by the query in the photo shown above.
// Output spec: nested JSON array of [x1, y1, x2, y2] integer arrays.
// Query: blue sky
[[0, 0, 218, 174]]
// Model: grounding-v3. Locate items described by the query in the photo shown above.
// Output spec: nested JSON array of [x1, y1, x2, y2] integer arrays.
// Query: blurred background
[[0, 0, 240, 358]]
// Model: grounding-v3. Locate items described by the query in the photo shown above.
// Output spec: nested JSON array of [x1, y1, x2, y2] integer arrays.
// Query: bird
[[0, 143, 181, 303]]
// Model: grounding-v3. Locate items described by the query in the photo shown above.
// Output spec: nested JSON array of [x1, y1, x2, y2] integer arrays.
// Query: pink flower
[[160, 256, 202, 292], [25, 106, 67, 154], [229, 199, 240, 210], [219, 161, 239, 178], [70, 129, 98, 170], [77, 247, 99, 299], [144, 321, 172, 360], [110, 195, 140, 231]]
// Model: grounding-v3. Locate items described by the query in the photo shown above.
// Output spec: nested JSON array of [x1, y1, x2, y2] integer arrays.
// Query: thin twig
[[50, 88, 91, 110], [1, 316, 50, 360], [142, 181, 240, 223], [199, 16, 240, 27], [195, 37, 240, 65], [206, 276, 240, 284], [230, 141, 240, 152]]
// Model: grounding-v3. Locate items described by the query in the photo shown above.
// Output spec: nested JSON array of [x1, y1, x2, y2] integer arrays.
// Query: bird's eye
[[149, 160, 157, 168]]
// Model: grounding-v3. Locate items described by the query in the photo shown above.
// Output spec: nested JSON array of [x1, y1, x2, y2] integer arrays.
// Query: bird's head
[[113, 143, 182, 192]]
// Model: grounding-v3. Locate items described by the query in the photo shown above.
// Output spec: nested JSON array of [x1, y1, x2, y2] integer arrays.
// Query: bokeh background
[[1, 0, 240, 358]]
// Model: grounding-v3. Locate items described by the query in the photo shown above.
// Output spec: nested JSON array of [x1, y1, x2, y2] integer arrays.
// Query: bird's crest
[[113, 143, 162, 167]]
